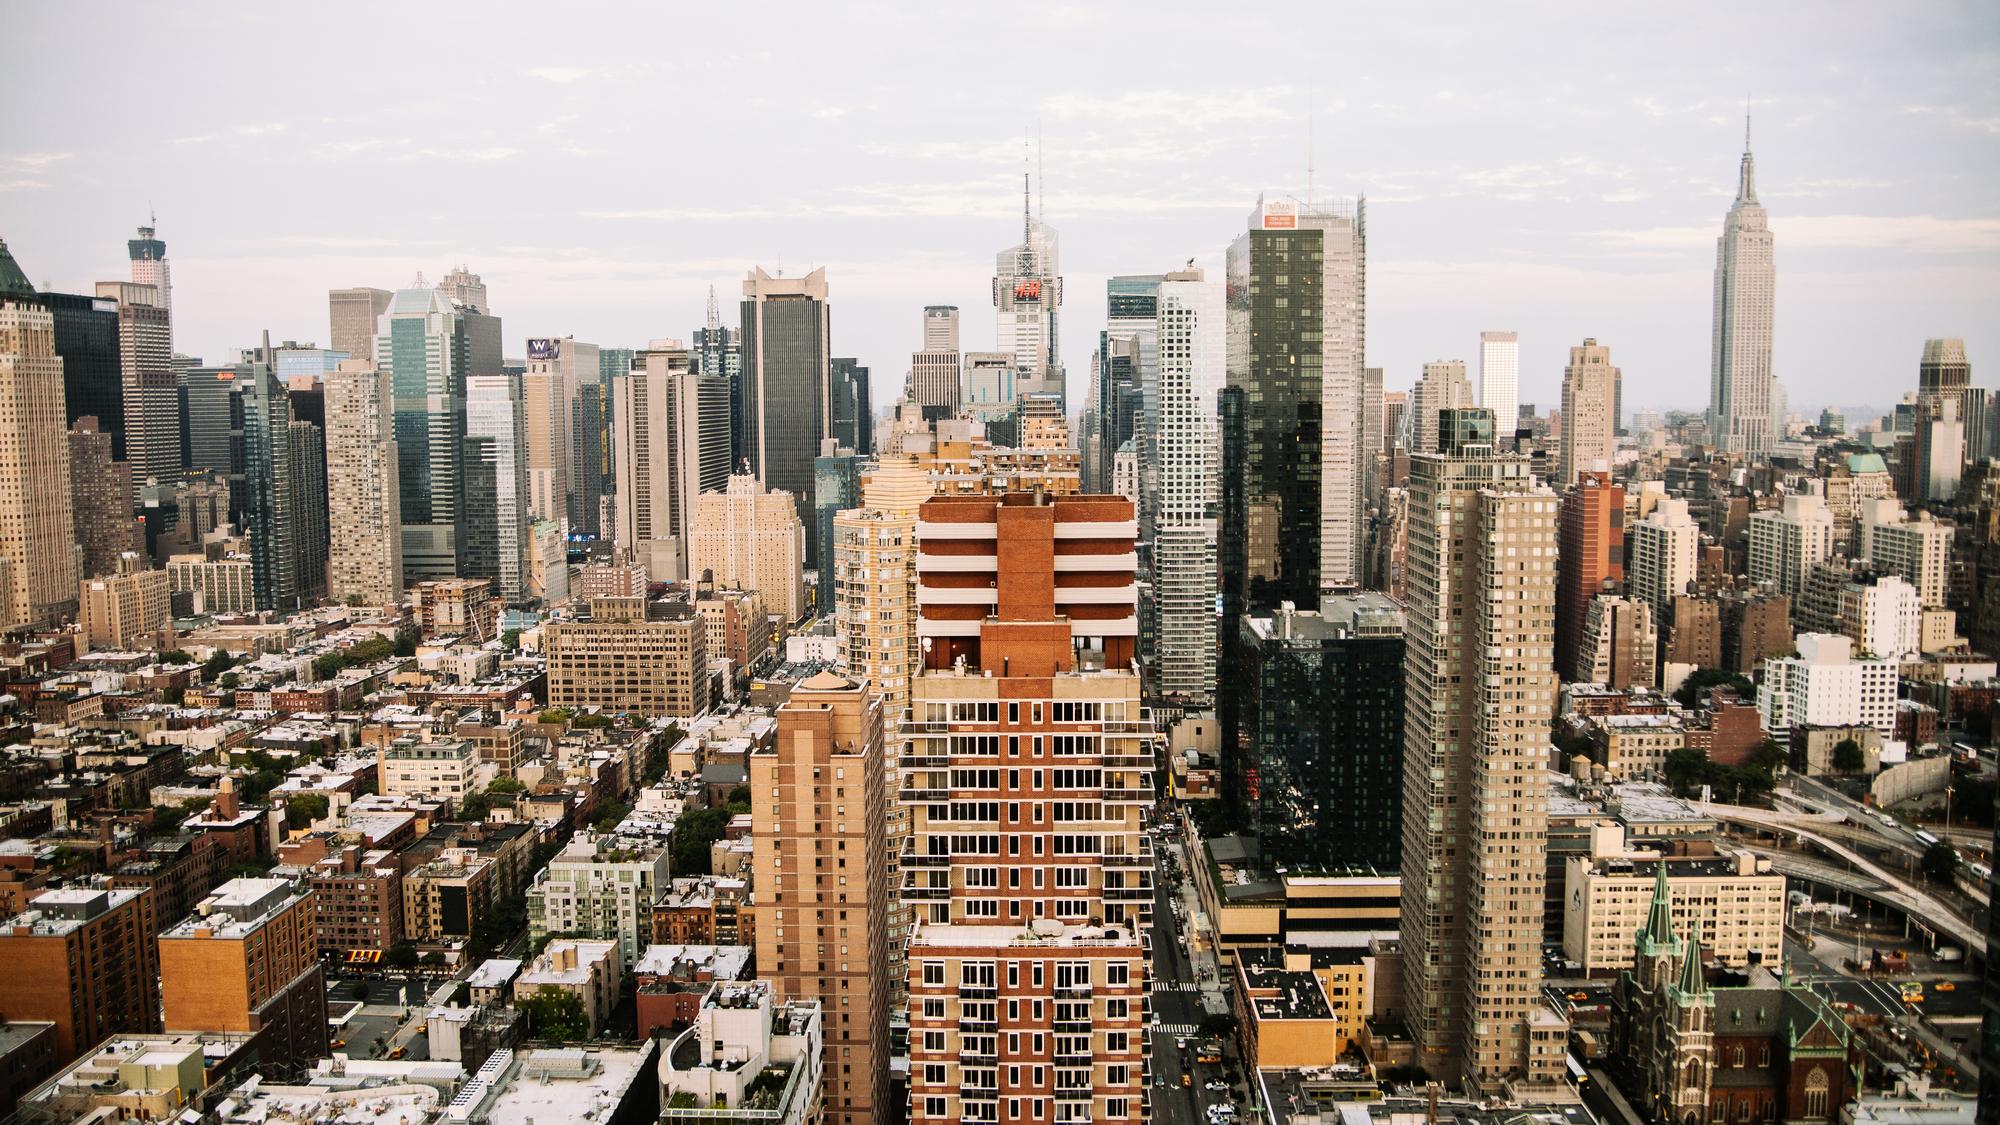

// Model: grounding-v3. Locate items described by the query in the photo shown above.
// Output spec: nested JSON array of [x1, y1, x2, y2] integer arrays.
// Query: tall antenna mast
[[1306, 84, 1316, 207], [1037, 119, 1045, 222]]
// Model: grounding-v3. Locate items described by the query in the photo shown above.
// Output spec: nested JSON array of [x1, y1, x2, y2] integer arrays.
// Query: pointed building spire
[[705, 284, 721, 333], [1637, 860, 1677, 957], [1736, 109, 1758, 205], [1676, 922, 1708, 996]]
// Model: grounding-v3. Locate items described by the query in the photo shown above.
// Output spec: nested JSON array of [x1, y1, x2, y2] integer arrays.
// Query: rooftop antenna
[[1744, 95, 1752, 151], [1306, 83, 1316, 208], [1036, 118, 1045, 222], [1023, 137, 1033, 244], [705, 285, 720, 333]]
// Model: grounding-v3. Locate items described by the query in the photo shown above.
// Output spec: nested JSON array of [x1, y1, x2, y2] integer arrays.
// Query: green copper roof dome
[[0, 238, 37, 300]]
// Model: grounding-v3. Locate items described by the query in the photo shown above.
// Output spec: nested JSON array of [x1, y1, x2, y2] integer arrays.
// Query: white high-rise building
[[1558, 338, 1619, 487], [1748, 493, 1833, 596], [324, 360, 402, 605], [127, 223, 170, 315], [1707, 119, 1776, 455], [465, 375, 529, 602], [1757, 634, 1897, 739], [1839, 575, 1922, 659], [993, 177, 1065, 402], [1628, 497, 1700, 620], [522, 335, 599, 532], [612, 346, 732, 582], [1152, 269, 1223, 702], [1478, 331, 1519, 448]]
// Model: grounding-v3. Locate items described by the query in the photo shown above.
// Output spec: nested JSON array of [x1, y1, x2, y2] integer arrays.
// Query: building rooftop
[[466, 958, 523, 991], [519, 940, 618, 987], [164, 878, 304, 939], [910, 919, 1145, 949], [4, 886, 142, 936], [634, 943, 752, 981], [470, 1047, 649, 1125]]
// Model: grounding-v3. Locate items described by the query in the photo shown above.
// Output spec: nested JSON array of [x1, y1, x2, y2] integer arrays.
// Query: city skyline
[[2, 6, 1995, 419]]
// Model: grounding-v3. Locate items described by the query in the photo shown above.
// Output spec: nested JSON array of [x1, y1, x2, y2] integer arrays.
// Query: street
[[1149, 832, 1247, 1125]]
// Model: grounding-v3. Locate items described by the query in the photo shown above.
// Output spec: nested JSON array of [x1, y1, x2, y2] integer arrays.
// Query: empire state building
[[1708, 118, 1776, 455]]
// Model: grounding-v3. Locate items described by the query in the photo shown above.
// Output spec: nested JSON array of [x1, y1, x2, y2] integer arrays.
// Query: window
[[1803, 1070, 1830, 1119]]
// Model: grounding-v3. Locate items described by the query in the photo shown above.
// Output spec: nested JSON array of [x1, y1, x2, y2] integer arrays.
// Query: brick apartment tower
[[158, 877, 328, 1075], [0, 888, 162, 1064], [752, 672, 891, 1125], [904, 492, 1153, 1125], [1555, 471, 1626, 682]]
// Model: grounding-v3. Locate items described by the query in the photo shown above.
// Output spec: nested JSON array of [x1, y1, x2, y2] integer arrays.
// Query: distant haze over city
[[3, 5, 1995, 415]]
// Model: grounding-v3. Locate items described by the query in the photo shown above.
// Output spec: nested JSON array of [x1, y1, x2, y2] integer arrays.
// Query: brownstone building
[[158, 877, 327, 1073], [1666, 593, 1723, 670], [1722, 588, 1793, 675], [0, 887, 162, 1063]]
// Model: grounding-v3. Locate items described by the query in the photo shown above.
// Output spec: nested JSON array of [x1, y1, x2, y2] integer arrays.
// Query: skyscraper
[[96, 281, 179, 487], [127, 221, 170, 313], [1224, 194, 1367, 609], [612, 346, 732, 582], [1708, 119, 1776, 455], [909, 305, 963, 423], [1241, 594, 1406, 872], [1410, 360, 1474, 454], [692, 287, 744, 462], [288, 420, 328, 601], [0, 888, 161, 1065], [437, 265, 503, 378], [689, 473, 806, 624], [68, 417, 139, 579], [464, 375, 529, 601], [752, 672, 890, 1125], [1555, 471, 1626, 682], [1558, 337, 1619, 486], [328, 287, 392, 367], [1399, 408, 1564, 1092], [740, 267, 831, 566], [993, 177, 1065, 402], [903, 491, 1151, 1125], [380, 287, 468, 580], [570, 381, 607, 540], [1915, 339, 1982, 497], [325, 359, 402, 605], [1628, 497, 1701, 622], [0, 241, 83, 627], [45, 289, 125, 459], [237, 339, 296, 609], [518, 335, 598, 537], [1478, 331, 1520, 449], [1151, 269, 1223, 703], [830, 356, 872, 454]]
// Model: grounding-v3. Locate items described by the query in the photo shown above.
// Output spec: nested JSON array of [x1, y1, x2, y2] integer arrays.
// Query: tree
[[218, 672, 240, 690], [1196, 1013, 1237, 1038], [1921, 841, 1960, 883], [517, 985, 590, 1041], [286, 793, 329, 830], [672, 807, 731, 876], [201, 650, 238, 680], [539, 707, 573, 725], [725, 784, 751, 808], [501, 628, 521, 651], [393, 627, 418, 658], [1831, 739, 1866, 773], [1747, 739, 1788, 778], [159, 649, 194, 665], [591, 800, 633, 834], [573, 712, 614, 730], [1663, 748, 1712, 797], [1674, 667, 1756, 711], [456, 791, 493, 823], [489, 776, 526, 795], [385, 942, 420, 969]]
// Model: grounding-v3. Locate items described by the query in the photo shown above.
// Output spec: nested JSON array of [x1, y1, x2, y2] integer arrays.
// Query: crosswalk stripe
[[1150, 1023, 1198, 1035]]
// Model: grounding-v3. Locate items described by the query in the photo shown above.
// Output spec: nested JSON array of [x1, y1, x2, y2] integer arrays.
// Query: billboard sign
[[527, 338, 561, 360]]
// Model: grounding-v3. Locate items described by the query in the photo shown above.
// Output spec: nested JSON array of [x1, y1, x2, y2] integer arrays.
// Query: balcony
[[1104, 885, 1153, 902], [903, 853, 950, 869], [1053, 586, 1138, 606], [958, 1018, 998, 1034], [904, 886, 950, 901], [958, 985, 997, 1000], [1054, 551, 1137, 573], [916, 553, 998, 573], [901, 752, 951, 767], [1052, 1020, 1092, 1034], [959, 1051, 999, 1067], [1053, 985, 1093, 999], [919, 586, 1000, 604], [901, 788, 948, 802], [914, 521, 997, 540]]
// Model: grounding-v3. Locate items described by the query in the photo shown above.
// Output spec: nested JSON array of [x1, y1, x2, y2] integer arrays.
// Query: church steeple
[[1641, 861, 1675, 950], [1676, 922, 1709, 997], [1736, 112, 1758, 205]]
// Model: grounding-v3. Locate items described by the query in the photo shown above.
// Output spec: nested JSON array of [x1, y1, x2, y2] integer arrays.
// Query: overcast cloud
[[2, 2, 1995, 421]]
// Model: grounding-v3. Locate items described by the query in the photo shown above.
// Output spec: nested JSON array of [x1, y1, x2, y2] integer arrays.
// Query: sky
[[2, 3, 1996, 424]]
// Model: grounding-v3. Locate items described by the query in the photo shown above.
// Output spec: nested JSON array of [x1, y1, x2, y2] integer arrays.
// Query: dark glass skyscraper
[[829, 357, 872, 455], [1241, 593, 1405, 872], [237, 341, 296, 608], [739, 267, 830, 568], [45, 291, 125, 458], [382, 287, 468, 579]]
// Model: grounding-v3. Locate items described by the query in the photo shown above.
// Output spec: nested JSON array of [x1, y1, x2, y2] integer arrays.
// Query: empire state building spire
[[1736, 113, 1758, 204]]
